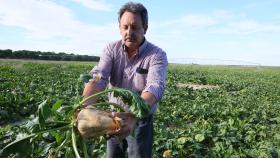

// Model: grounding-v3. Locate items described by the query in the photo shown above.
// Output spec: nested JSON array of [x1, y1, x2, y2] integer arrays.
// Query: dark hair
[[118, 2, 148, 28]]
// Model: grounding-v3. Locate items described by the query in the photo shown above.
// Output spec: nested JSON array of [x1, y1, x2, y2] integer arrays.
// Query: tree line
[[0, 49, 100, 62]]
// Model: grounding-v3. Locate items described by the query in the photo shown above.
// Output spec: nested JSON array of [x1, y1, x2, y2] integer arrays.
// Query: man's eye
[[121, 25, 141, 31], [122, 26, 128, 30]]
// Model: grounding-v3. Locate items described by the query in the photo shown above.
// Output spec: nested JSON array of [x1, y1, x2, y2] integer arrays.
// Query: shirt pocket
[[132, 72, 148, 94]]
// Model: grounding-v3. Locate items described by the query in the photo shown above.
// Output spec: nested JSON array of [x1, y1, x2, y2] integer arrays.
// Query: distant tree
[[0, 49, 100, 61], [0, 49, 12, 58]]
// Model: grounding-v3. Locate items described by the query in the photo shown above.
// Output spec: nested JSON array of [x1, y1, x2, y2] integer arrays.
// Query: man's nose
[[127, 27, 134, 36]]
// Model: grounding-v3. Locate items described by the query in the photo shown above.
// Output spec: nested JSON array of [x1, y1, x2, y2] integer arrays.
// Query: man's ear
[[144, 25, 148, 34]]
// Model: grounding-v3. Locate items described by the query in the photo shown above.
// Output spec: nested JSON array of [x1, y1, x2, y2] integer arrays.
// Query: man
[[82, 2, 168, 158]]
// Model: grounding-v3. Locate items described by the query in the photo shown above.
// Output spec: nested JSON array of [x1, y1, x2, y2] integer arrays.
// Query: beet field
[[0, 60, 279, 158]]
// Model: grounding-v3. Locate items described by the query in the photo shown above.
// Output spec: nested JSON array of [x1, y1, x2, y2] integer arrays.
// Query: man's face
[[119, 11, 147, 52]]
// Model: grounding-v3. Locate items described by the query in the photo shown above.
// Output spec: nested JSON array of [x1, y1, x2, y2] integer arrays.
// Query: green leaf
[[0, 134, 35, 158], [79, 74, 92, 83], [57, 105, 74, 117], [38, 99, 50, 129], [270, 146, 278, 158], [24, 117, 40, 132], [82, 139, 90, 158], [195, 134, 205, 142], [111, 88, 150, 119], [228, 118, 234, 126], [66, 147, 75, 158], [52, 99, 63, 112], [81, 88, 150, 119], [177, 137, 188, 145]]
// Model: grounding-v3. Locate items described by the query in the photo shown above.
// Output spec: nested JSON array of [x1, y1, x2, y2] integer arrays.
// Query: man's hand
[[82, 80, 103, 105], [107, 112, 138, 139], [141, 91, 157, 107]]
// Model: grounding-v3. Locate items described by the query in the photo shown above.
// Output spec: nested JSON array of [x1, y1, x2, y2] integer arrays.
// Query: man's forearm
[[141, 91, 157, 108], [82, 81, 104, 105]]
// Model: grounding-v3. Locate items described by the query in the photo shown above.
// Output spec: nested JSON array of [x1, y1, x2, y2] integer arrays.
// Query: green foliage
[[0, 61, 150, 157], [0, 134, 35, 157], [1, 61, 280, 157], [79, 74, 92, 83], [111, 88, 150, 119], [153, 65, 280, 157]]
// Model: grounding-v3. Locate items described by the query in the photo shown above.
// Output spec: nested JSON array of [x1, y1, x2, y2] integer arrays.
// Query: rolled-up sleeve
[[143, 49, 168, 102], [90, 44, 113, 90]]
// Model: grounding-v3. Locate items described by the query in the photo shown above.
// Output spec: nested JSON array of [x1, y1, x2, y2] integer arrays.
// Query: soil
[[176, 83, 219, 90]]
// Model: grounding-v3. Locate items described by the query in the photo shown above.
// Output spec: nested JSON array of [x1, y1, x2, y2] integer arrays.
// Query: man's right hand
[[82, 80, 103, 105]]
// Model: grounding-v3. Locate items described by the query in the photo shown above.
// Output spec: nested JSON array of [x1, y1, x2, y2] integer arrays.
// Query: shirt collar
[[122, 38, 148, 56]]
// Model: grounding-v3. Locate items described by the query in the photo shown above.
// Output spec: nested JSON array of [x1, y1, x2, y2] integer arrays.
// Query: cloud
[[231, 21, 280, 33], [212, 10, 235, 21], [147, 9, 280, 66], [147, 10, 236, 45], [155, 10, 237, 34], [155, 9, 280, 36], [0, 0, 81, 38], [0, 0, 119, 55], [0, 2, 279, 66], [72, 0, 112, 11], [213, 20, 280, 35], [160, 14, 217, 29], [178, 14, 217, 28], [273, 15, 280, 20]]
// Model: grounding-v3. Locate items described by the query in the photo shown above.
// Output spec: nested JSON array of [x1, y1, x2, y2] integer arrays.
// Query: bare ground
[[176, 83, 219, 90]]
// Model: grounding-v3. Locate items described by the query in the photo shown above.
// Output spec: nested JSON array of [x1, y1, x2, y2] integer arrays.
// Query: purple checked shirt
[[90, 39, 168, 113]]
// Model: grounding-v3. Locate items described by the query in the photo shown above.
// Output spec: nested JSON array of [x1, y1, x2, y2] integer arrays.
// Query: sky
[[0, 0, 280, 66]]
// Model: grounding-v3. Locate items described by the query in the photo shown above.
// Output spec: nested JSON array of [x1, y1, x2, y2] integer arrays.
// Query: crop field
[[0, 60, 280, 158]]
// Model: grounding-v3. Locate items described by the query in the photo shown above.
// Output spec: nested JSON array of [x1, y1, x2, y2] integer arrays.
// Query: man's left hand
[[107, 112, 138, 139]]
